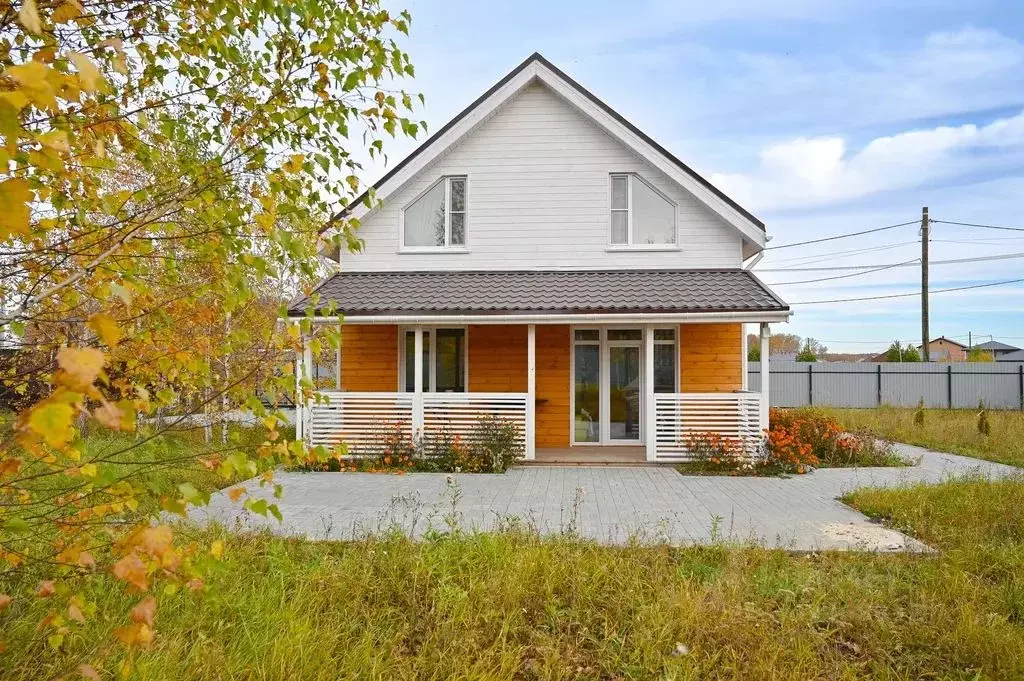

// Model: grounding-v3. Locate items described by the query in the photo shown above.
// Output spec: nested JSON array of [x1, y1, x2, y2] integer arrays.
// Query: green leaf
[[245, 498, 268, 516], [5, 517, 30, 534], [268, 504, 283, 522]]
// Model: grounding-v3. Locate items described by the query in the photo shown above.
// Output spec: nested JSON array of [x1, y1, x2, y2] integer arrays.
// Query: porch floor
[[533, 446, 647, 465]]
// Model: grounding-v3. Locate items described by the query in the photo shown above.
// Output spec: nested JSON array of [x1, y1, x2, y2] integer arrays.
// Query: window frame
[[652, 325, 679, 394], [607, 173, 679, 251], [399, 175, 469, 253], [397, 326, 469, 393]]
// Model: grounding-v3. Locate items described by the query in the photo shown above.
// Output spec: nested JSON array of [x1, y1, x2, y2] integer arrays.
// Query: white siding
[[343, 82, 743, 271]]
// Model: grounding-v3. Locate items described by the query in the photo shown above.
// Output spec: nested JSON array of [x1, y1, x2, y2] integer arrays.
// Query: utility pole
[[920, 207, 930, 361]]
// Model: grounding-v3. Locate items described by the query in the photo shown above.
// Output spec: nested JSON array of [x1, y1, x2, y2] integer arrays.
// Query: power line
[[771, 259, 919, 285], [765, 240, 918, 267], [764, 220, 918, 251], [791, 276, 1024, 305], [933, 219, 1024, 233], [759, 250, 1024, 272]]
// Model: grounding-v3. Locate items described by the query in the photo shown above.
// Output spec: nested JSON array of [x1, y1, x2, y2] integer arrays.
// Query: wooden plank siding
[[335, 323, 740, 446], [341, 82, 742, 272], [535, 325, 571, 447], [679, 323, 743, 392], [467, 325, 528, 392], [339, 324, 399, 392]]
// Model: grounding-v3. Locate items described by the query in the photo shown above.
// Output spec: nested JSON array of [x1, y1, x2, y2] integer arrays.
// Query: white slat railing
[[307, 391, 528, 454], [653, 392, 764, 461], [422, 392, 528, 448], [308, 392, 414, 451]]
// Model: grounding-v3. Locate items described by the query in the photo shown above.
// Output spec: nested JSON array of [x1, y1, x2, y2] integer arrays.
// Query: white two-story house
[[288, 53, 791, 463]]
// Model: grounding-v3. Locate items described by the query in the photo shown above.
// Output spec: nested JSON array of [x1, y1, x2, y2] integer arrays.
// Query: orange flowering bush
[[766, 408, 901, 471], [764, 415, 819, 473]]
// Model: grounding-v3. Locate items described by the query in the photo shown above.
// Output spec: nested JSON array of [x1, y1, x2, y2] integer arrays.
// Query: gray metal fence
[[748, 362, 1024, 410]]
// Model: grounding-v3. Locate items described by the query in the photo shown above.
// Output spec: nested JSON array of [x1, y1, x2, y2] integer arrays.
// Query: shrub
[[764, 412, 818, 473], [680, 431, 748, 472], [768, 408, 903, 470], [470, 414, 524, 472], [978, 400, 991, 436], [309, 416, 524, 474], [914, 398, 925, 426]]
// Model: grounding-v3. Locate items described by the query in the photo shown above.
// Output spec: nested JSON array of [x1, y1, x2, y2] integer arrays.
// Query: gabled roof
[[288, 269, 788, 318], [919, 336, 968, 349], [330, 52, 766, 247], [975, 340, 1020, 352]]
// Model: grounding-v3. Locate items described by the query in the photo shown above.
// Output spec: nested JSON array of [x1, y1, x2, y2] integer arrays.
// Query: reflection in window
[[403, 176, 466, 248]]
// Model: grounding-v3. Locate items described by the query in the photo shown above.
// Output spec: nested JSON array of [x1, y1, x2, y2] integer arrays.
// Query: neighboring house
[[287, 53, 791, 463], [975, 340, 1021, 361], [996, 349, 1024, 363], [918, 337, 968, 362]]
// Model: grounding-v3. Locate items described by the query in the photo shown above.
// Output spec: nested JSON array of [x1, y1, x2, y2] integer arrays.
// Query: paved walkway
[[187, 444, 1020, 552]]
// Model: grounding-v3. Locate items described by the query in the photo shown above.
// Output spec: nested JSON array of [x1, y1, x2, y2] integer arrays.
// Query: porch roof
[[288, 269, 789, 319]]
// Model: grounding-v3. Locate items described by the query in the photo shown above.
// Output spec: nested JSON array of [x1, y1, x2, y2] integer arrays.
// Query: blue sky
[[365, 0, 1024, 353]]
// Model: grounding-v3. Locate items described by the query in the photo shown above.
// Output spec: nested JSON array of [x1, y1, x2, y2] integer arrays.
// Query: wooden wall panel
[[339, 324, 399, 392], [468, 325, 528, 392], [535, 324, 570, 447], [680, 323, 743, 392]]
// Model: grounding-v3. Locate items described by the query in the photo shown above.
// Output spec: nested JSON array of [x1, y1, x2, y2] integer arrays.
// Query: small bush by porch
[[674, 408, 911, 476]]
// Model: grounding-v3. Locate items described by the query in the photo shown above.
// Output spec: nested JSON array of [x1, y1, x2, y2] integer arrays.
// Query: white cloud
[[710, 109, 1024, 211]]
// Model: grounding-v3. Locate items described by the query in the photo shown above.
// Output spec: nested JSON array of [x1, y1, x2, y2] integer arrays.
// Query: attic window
[[402, 176, 467, 249], [610, 174, 676, 246]]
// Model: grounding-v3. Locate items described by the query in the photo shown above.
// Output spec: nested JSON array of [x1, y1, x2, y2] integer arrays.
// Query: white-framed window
[[398, 327, 467, 392], [401, 176, 467, 250], [609, 173, 677, 247]]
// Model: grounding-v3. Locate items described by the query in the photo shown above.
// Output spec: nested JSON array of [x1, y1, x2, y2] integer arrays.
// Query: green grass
[[823, 406, 1024, 467], [4, 422, 1024, 679], [2, 474, 1024, 678]]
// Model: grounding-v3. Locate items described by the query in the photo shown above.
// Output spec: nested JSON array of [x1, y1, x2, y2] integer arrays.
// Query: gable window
[[402, 176, 467, 249], [609, 173, 676, 246]]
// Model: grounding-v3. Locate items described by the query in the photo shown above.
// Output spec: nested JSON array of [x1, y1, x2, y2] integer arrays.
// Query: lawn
[[823, 406, 1024, 467], [3, 473, 1024, 676], [4, 425, 1024, 679]]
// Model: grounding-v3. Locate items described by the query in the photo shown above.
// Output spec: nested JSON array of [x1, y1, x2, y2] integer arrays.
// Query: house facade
[[288, 53, 791, 462], [918, 337, 968, 362]]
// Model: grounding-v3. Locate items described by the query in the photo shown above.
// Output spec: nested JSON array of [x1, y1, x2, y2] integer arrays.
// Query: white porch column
[[526, 324, 536, 460], [413, 327, 424, 437], [759, 322, 771, 431], [294, 323, 304, 442], [302, 335, 313, 442], [644, 325, 656, 462]]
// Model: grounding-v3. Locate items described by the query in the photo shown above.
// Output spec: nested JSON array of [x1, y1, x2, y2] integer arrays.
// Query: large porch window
[[400, 327, 466, 392]]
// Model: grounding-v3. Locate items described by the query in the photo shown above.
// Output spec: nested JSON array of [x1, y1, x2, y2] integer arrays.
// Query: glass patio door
[[573, 328, 643, 445], [608, 345, 641, 441]]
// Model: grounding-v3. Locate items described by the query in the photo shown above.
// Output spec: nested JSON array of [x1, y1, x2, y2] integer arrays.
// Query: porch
[[294, 322, 774, 463]]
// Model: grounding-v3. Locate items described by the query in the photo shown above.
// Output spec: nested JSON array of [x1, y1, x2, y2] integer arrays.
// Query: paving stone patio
[[186, 444, 1020, 552]]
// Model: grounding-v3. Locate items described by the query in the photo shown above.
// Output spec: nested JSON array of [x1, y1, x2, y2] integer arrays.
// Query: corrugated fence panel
[[748, 362, 1024, 410], [882, 363, 949, 409]]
